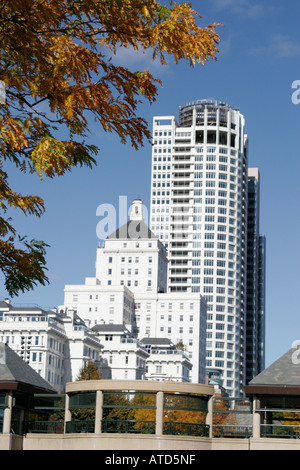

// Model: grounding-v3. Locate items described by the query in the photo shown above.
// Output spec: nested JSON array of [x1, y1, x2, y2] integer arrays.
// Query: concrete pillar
[[3, 391, 13, 434], [206, 396, 214, 438], [17, 409, 25, 435], [252, 397, 261, 439], [155, 391, 164, 436], [95, 390, 103, 434], [64, 394, 72, 433]]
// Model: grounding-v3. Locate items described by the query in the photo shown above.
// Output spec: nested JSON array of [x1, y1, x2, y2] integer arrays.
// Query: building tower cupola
[[130, 199, 144, 221]]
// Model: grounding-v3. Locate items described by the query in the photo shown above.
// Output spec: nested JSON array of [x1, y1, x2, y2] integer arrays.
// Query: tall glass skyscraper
[[246, 168, 266, 383], [150, 99, 265, 396]]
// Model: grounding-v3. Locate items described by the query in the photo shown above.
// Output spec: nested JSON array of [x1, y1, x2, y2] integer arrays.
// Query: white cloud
[[110, 45, 170, 74], [218, 34, 233, 55], [211, 0, 265, 19], [250, 34, 300, 59]]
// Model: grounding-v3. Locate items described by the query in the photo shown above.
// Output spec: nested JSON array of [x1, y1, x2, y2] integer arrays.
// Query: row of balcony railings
[[21, 419, 210, 437], [6, 393, 300, 439], [18, 390, 211, 437], [17, 420, 300, 439]]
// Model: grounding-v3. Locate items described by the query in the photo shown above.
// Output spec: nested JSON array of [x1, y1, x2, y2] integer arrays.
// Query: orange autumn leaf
[[0, 0, 221, 296]]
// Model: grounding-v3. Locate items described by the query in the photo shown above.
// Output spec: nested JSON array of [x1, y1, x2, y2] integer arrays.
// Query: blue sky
[[1, 0, 299, 368]]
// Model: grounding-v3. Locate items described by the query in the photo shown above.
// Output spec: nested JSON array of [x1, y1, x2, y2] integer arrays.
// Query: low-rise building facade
[[141, 338, 192, 382], [93, 324, 149, 380], [0, 301, 103, 392]]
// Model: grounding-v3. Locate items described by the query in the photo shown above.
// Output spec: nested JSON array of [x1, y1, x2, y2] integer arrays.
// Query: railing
[[66, 420, 94, 433], [164, 422, 209, 437], [120, 338, 144, 348], [213, 425, 252, 438], [22, 420, 64, 434], [261, 424, 300, 439], [150, 349, 190, 360], [102, 420, 155, 434], [21, 421, 300, 440], [23, 419, 209, 436]]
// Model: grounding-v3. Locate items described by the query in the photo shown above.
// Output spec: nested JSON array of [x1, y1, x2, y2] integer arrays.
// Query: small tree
[[176, 341, 186, 351], [70, 361, 102, 422], [212, 397, 237, 437], [76, 360, 103, 381]]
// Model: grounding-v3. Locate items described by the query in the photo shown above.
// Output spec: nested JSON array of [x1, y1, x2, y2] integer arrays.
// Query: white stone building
[[95, 200, 168, 295], [141, 338, 192, 382], [133, 291, 206, 383], [61, 200, 207, 384], [64, 282, 135, 332], [93, 323, 149, 380], [0, 300, 103, 392]]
